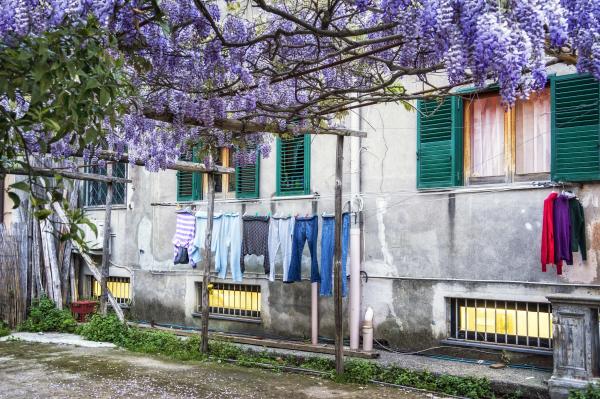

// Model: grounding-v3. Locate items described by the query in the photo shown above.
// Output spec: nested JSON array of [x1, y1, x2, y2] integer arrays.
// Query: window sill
[[271, 194, 316, 201], [191, 312, 262, 324], [440, 338, 552, 356], [417, 181, 565, 195], [83, 204, 128, 211]]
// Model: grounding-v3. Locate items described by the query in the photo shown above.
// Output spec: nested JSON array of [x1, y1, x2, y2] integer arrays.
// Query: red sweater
[[541, 192, 562, 274]]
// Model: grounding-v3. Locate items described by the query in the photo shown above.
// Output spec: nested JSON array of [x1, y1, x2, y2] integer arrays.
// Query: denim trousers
[[319, 213, 349, 297], [286, 216, 319, 283]]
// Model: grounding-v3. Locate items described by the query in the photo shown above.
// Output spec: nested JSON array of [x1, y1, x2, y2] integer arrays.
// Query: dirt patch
[[0, 341, 442, 399]]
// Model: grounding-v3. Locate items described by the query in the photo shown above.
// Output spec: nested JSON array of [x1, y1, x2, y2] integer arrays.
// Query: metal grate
[[197, 282, 261, 320], [90, 276, 131, 305], [449, 298, 553, 349], [85, 163, 127, 206]]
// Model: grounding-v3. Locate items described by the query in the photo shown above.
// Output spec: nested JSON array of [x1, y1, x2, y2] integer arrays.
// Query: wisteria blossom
[[0, 0, 597, 169]]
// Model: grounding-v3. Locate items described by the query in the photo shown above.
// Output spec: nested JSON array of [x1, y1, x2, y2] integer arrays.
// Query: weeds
[[570, 385, 600, 399], [18, 296, 77, 333], [0, 321, 10, 337]]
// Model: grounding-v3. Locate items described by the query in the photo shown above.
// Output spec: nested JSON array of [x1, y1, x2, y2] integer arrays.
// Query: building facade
[[80, 68, 600, 352]]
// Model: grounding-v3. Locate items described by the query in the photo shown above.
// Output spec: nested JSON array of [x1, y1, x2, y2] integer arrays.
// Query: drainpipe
[[311, 281, 318, 345], [349, 108, 363, 350]]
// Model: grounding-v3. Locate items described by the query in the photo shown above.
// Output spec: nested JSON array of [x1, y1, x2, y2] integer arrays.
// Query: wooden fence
[[0, 223, 28, 328]]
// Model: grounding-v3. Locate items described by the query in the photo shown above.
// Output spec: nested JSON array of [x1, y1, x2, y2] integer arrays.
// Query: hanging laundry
[[241, 215, 270, 274], [554, 194, 573, 268], [541, 192, 558, 273], [173, 210, 196, 266], [190, 212, 223, 267], [568, 196, 587, 261], [267, 216, 295, 282], [320, 213, 350, 297], [215, 213, 242, 282], [286, 215, 319, 283]]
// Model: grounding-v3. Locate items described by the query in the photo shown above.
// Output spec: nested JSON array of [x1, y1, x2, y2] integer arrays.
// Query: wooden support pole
[[49, 199, 125, 322], [334, 134, 345, 375], [97, 151, 234, 174], [99, 165, 113, 315], [200, 169, 216, 354], [3, 167, 131, 183]]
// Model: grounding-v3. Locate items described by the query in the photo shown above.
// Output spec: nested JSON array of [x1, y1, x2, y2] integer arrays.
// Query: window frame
[[462, 89, 551, 186], [84, 163, 128, 208], [276, 134, 311, 196]]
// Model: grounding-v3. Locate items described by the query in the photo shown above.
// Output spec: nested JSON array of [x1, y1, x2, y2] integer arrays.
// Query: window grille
[[197, 282, 261, 320], [85, 163, 127, 206], [90, 276, 131, 305], [449, 298, 552, 349]]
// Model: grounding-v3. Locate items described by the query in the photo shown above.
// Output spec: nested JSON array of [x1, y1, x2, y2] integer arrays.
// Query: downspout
[[349, 108, 363, 350]]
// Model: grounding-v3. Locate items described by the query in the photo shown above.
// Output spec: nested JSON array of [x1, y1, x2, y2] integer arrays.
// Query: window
[[89, 276, 131, 305], [235, 148, 260, 199], [416, 74, 600, 189], [196, 282, 261, 321], [449, 298, 552, 349], [177, 148, 203, 201], [276, 135, 311, 196], [85, 163, 127, 206], [463, 88, 551, 184]]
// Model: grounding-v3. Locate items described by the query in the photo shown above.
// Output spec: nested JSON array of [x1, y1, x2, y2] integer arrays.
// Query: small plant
[[0, 321, 10, 337], [569, 384, 600, 399], [77, 314, 129, 345], [18, 296, 77, 333], [500, 349, 512, 365], [341, 359, 380, 384]]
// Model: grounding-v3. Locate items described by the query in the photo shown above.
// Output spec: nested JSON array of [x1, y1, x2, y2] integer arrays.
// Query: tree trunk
[[40, 218, 62, 308], [60, 182, 80, 305], [99, 165, 113, 315], [31, 220, 43, 299], [334, 135, 345, 375], [201, 171, 216, 354]]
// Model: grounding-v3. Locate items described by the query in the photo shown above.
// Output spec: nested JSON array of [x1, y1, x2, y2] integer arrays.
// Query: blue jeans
[[320, 213, 349, 297], [286, 216, 319, 283]]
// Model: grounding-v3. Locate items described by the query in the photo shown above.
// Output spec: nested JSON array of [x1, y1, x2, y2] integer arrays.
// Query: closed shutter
[[177, 148, 203, 201], [236, 153, 260, 199], [417, 96, 463, 189], [276, 135, 310, 196], [551, 74, 600, 182]]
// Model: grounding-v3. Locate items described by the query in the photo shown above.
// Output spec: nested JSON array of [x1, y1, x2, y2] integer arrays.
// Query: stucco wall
[[83, 67, 600, 350]]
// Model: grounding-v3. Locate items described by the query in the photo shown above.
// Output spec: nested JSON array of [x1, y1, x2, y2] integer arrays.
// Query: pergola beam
[[97, 150, 235, 174], [142, 109, 368, 138], [2, 167, 132, 184]]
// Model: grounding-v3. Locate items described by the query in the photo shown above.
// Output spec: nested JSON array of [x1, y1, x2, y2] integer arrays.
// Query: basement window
[[195, 282, 261, 322], [449, 298, 553, 350], [90, 276, 131, 306]]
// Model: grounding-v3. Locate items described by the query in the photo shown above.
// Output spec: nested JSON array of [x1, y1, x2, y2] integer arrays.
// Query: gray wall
[[83, 72, 600, 349]]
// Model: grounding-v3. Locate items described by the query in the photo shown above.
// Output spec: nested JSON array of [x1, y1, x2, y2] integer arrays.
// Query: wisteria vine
[[0, 0, 598, 170]]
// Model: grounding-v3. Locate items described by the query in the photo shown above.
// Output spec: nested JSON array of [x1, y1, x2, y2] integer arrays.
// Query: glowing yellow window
[[197, 283, 261, 320], [90, 276, 131, 305], [450, 298, 552, 349]]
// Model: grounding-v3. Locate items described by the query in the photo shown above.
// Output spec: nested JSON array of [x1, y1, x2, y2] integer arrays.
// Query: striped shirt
[[173, 212, 196, 261]]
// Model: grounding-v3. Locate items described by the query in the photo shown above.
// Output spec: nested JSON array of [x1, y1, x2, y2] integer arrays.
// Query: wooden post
[[49, 196, 125, 321], [201, 168, 216, 354], [334, 134, 345, 375], [100, 164, 113, 315]]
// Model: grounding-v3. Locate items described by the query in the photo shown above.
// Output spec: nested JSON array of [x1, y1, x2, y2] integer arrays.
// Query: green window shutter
[[551, 74, 600, 182], [276, 135, 310, 196], [236, 153, 260, 199], [417, 96, 463, 189], [177, 148, 203, 201]]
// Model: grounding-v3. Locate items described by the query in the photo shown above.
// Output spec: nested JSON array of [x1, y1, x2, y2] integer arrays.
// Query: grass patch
[[18, 296, 77, 333], [76, 314, 499, 398]]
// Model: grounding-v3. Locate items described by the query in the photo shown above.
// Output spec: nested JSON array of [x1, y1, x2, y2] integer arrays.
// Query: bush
[[18, 296, 77, 333], [570, 385, 600, 399], [342, 359, 380, 384], [77, 314, 129, 345], [0, 321, 10, 337]]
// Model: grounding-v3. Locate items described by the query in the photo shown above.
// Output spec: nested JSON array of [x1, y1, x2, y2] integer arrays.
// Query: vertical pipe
[[349, 108, 362, 350], [334, 135, 345, 375], [201, 169, 216, 354], [311, 281, 319, 345]]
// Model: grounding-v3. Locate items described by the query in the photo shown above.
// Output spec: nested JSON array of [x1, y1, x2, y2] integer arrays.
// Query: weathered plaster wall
[[83, 65, 600, 350]]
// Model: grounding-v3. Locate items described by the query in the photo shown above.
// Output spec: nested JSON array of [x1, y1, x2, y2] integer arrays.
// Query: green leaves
[[7, 191, 20, 209]]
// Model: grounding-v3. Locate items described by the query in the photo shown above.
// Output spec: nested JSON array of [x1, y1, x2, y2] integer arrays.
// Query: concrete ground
[[0, 338, 450, 399]]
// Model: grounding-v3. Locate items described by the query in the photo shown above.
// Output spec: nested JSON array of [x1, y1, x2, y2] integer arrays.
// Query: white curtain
[[471, 96, 505, 177], [516, 90, 550, 174]]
